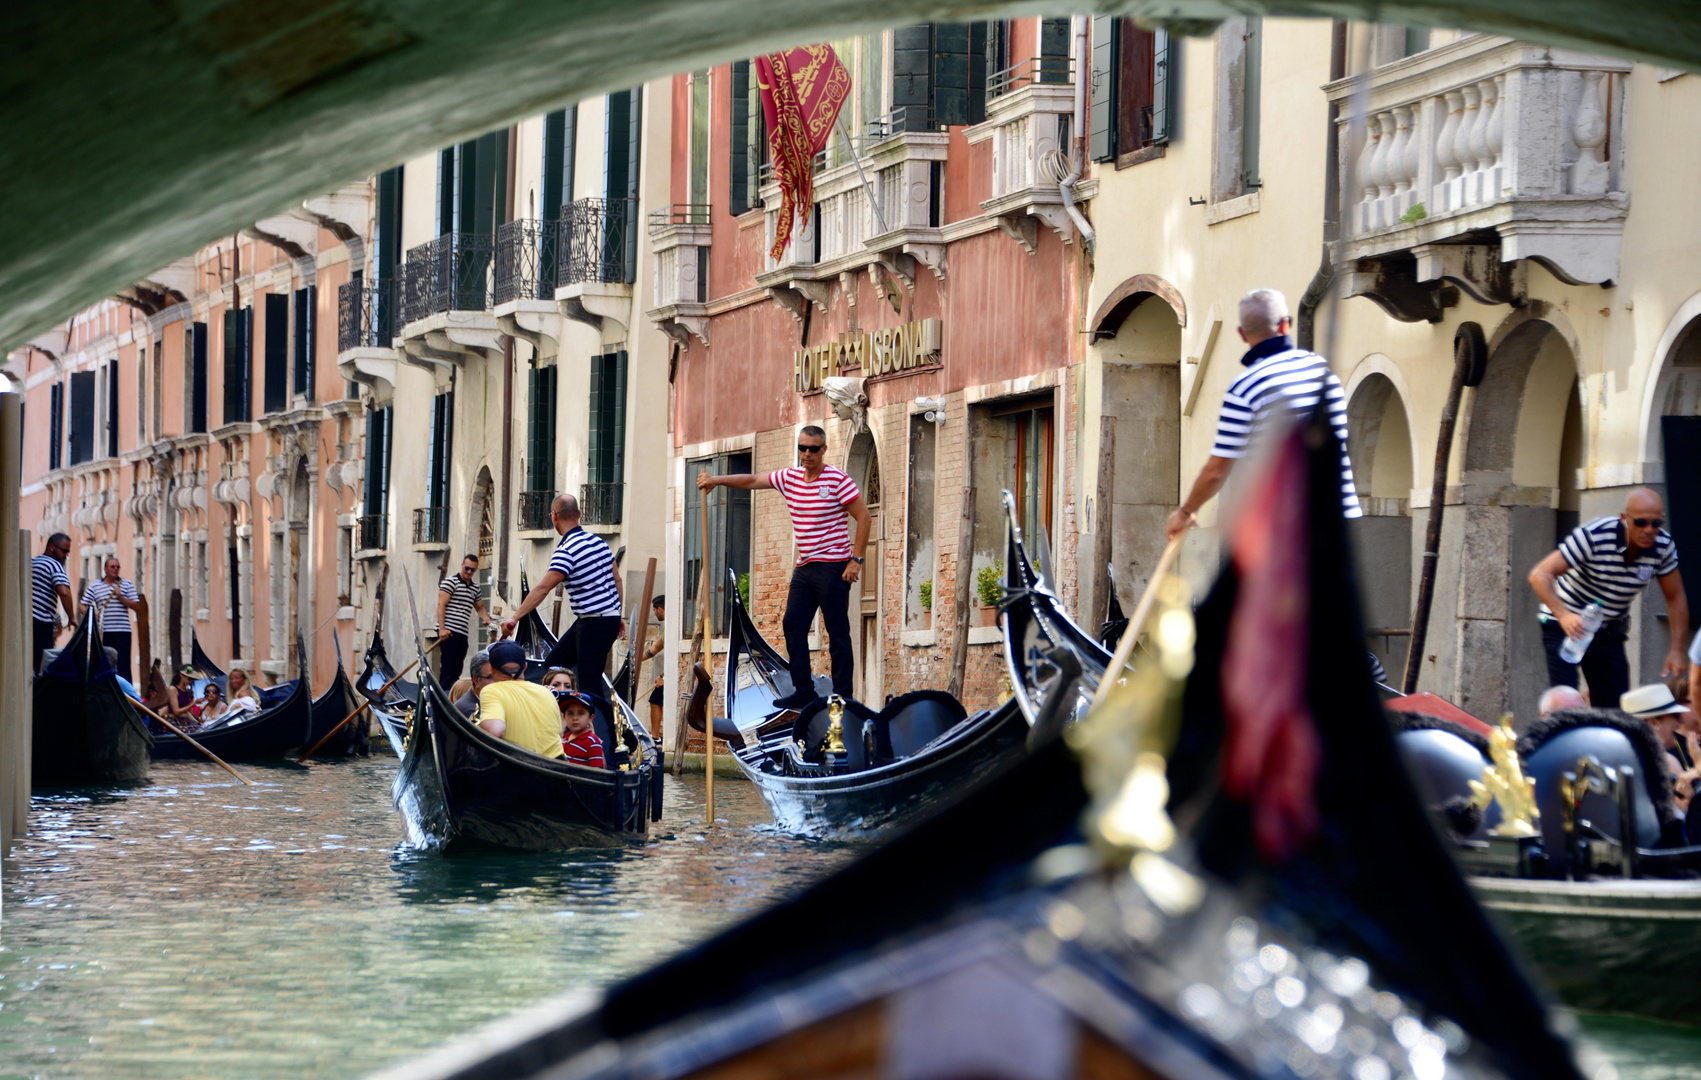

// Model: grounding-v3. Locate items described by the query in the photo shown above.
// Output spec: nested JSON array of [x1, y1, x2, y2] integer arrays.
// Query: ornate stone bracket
[[556, 281, 631, 339], [1341, 257, 1460, 323], [1412, 244, 1528, 307]]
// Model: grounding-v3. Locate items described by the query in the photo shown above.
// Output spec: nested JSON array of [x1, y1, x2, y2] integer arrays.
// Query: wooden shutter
[[1090, 16, 1118, 161], [1243, 17, 1263, 188], [292, 286, 315, 399], [265, 292, 289, 413], [892, 25, 931, 119], [626, 89, 642, 284], [1040, 18, 1071, 84], [1151, 29, 1173, 145], [107, 359, 120, 456], [729, 61, 750, 216], [69, 370, 94, 465], [191, 322, 208, 433], [932, 24, 971, 126], [49, 382, 62, 469]]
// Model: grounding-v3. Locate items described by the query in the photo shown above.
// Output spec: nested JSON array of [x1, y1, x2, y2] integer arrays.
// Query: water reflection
[[1, 760, 848, 1079]]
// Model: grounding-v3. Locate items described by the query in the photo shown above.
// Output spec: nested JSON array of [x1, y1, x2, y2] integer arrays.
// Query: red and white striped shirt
[[768, 465, 860, 564]]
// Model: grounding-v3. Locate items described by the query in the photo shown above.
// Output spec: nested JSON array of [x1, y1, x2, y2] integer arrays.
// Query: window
[[293, 286, 316, 400], [1211, 17, 1263, 202], [526, 364, 557, 494], [106, 359, 119, 457], [264, 292, 289, 413], [588, 349, 627, 523], [603, 88, 642, 284], [425, 390, 454, 511], [894, 24, 992, 128], [49, 381, 63, 469], [684, 451, 753, 635], [361, 405, 393, 549], [689, 70, 710, 208], [375, 166, 403, 344], [543, 107, 577, 215], [970, 398, 1055, 575], [730, 61, 753, 215], [905, 414, 937, 627], [1091, 18, 1173, 164], [68, 370, 95, 465], [860, 32, 886, 129], [437, 131, 507, 239], [222, 305, 252, 425], [152, 334, 164, 438], [138, 343, 148, 444], [196, 540, 208, 613], [190, 321, 208, 433], [1014, 406, 1055, 538]]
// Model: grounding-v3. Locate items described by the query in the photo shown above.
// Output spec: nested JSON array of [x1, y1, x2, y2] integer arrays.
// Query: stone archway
[[1345, 366, 1415, 681], [844, 430, 883, 704], [466, 466, 496, 649], [1641, 301, 1701, 653]]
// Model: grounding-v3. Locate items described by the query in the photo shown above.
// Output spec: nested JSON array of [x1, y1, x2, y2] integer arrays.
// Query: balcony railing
[[401, 232, 496, 325], [988, 56, 1074, 99], [518, 489, 554, 531], [412, 506, 449, 545], [357, 514, 388, 551], [758, 107, 938, 188], [560, 197, 637, 286], [581, 481, 624, 526], [494, 219, 560, 305], [337, 279, 400, 351], [647, 204, 712, 234]]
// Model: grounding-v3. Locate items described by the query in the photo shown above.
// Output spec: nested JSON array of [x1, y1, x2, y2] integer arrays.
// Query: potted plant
[[918, 578, 933, 629], [737, 572, 751, 608], [975, 562, 1003, 627]]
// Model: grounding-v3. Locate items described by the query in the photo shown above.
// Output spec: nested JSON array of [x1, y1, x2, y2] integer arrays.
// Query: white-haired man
[[1165, 289, 1361, 542], [1537, 684, 1587, 717]]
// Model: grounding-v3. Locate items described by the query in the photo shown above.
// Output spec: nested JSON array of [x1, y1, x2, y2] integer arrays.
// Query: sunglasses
[[797, 443, 824, 455], [1630, 517, 1666, 529]]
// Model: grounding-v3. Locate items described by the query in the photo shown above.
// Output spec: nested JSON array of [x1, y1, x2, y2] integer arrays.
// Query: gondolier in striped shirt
[[434, 553, 492, 687], [1166, 288, 1361, 542], [31, 532, 76, 673], [1528, 488, 1688, 709], [79, 556, 143, 682], [697, 425, 872, 708], [503, 494, 624, 699]]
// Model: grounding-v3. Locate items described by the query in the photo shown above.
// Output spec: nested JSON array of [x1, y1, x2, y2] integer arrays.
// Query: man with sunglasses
[[696, 425, 871, 709], [30, 532, 76, 673], [1529, 487, 1689, 709]]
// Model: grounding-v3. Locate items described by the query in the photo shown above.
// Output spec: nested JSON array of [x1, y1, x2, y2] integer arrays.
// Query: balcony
[[518, 489, 554, 532], [493, 220, 565, 359], [967, 58, 1078, 254], [397, 233, 504, 380], [1327, 35, 1630, 321], [555, 197, 638, 341], [412, 506, 449, 546], [336, 279, 400, 393], [646, 204, 712, 347], [581, 481, 623, 526], [357, 513, 388, 552]]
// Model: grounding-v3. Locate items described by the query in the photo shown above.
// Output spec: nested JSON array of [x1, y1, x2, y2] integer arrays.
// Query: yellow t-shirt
[[476, 680, 564, 758]]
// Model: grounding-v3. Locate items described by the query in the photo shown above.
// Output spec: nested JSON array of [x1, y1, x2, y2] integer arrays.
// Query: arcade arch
[[1641, 297, 1701, 629], [845, 429, 883, 703], [1344, 366, 1415, 681]]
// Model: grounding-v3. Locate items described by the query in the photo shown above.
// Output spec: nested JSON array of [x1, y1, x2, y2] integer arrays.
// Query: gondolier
[[31, 532, 76, 673], [1165, 288, 1360, 541], [79, 556, 142, 682], [1528, 487, 1688, 709], [435, 553, 492, 687], [697, 425, 871, 708], [503, 494, 624, 699]]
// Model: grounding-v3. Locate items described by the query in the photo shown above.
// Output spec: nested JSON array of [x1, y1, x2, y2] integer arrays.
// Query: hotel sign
[[795, 318, 942, 393]]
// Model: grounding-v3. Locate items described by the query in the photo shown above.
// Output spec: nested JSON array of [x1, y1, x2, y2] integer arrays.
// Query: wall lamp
[[914, 396, 946, 425]]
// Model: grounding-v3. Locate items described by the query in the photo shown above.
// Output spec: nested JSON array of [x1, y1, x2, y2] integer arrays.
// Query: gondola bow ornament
[[758, 44, 850, 261]]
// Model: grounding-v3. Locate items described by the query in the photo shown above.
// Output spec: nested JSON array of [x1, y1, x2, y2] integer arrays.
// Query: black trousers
[[33, 619, 56, 673], [1541, 616, 1631, 710], [438, 632, 469, 687], [575, 615, 622, 699], [783, 560, 854, 699], [105, 631, 132, 683]]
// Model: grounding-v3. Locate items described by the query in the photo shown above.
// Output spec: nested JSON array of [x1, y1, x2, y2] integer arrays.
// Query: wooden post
[[629, 557, 657, 704], [946, 485, 976, 702], [1088, 418, 1115, 631], [169, 587, 183, 673], [698, 492, 715, 826], [0, 391, 25, 853]]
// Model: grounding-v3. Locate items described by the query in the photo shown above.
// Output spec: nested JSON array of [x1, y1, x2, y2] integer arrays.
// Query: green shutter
[[730, 61, 750, 216], [1040, 18, 1071, 84], [1090, 16, 1117, 162], [1151, 29, 1172, 145]]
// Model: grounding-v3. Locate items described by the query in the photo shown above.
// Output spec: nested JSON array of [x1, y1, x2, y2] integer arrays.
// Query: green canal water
[[1, 759, 1698, 1079]]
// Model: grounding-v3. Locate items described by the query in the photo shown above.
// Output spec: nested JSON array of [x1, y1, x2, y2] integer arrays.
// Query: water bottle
[[1558, 602, 1605, 665]]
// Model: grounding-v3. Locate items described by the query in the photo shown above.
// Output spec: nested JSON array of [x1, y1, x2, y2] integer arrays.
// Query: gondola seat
[[1519, 708, 1683, 864], [1388, 711, 1500, 838], [866, 691, 968, 765]]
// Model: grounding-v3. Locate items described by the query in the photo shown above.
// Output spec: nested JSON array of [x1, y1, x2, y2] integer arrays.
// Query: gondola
[[304, 631, 364, 757], [32, 608, 153, 786], [390, 657, 662, 853], [724, 494, 1105, 839], [150, 635, 313, 760], [358, 632, 417, 707]]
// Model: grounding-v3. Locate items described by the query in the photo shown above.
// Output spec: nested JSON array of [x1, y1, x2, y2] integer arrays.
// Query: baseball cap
[[558, 690, 597, 713], [488, 639, 528, 675], [1621, 683, 1689, 718]]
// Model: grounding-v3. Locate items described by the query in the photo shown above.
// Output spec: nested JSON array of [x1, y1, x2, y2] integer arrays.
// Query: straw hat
[[1620, 683, 1689, 718]]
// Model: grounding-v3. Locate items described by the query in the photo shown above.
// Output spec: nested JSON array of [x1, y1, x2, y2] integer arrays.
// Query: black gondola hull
[[149, 671, 313, 760], [32, 616, 154, 786], [306, 666, 360, 757], [736, 697, 1030, 838]]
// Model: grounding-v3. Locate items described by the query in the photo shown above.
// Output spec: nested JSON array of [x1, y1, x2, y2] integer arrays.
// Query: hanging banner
[[757, 45, 850, 261]]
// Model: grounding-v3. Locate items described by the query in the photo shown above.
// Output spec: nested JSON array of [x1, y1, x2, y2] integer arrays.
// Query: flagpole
[[835, 114, 889, 236]]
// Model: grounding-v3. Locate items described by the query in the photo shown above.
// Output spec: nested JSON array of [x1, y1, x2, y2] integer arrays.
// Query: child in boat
[[558, 691, 605, 768]]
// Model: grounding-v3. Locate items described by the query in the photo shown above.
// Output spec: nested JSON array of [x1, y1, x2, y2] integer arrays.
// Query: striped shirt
[[1543, 517, 1679, 621], [81, 578, 139, 633], [548, 527, 622, 616], [438, 574, 480, 636], [1212, 336, 1362, 519], [31, 554, 69, 624], [563, 729, 605, 768], [768, 465, 860, 564]]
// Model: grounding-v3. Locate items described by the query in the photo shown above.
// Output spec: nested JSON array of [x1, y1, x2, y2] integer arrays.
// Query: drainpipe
[[1059, 16, 1096, 255], [1296, 22, 1347, 353], [497, 125, 518, 604]]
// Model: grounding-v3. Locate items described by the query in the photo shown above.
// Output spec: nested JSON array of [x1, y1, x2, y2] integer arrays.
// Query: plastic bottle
[[1558, 602, 1605, 664]]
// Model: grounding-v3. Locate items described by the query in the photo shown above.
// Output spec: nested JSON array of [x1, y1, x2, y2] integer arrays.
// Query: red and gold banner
[[756, 44, 850, 261]]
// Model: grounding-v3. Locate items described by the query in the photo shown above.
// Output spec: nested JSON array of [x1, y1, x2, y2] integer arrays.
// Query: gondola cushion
[[875, 691, 969, 762], [1520, 709, 1677, 859], [1391, 724, 1502, 837]]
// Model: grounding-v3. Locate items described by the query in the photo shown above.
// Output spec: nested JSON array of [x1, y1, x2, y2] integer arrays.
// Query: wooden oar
[[1089, 534, 1185, 710], [129, 698, 253, 786], [297, 637, 442, 762]]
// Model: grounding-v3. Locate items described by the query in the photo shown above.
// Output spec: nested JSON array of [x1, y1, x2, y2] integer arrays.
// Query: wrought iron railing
[[401, 232, 496, 325], [412, 506, 449, 545], [987, 56, 1075, 99], [580, 481, 624, 526], [357, 514, 388, 550], [494, 219, 561, 305], [559, 197, 637, 285], [647, 204, 712, 234], [337, 280, 400, 351], [518, 489, 555, 531]]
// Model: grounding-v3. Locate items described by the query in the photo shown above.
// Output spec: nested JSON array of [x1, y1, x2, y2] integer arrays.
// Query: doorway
[[846, 431, 883, 704]]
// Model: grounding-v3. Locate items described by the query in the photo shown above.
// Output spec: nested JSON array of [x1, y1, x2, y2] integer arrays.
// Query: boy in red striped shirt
[[558, 691, 606, 768], [696, 425, 872, 708]]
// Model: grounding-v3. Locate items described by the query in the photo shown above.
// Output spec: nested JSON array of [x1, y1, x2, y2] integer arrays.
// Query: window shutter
[[931, 23, 971, 127], [264, 293, 289, 413], [892, 25, 932, 119], [191, 321, 208, 433], [1242, 17, 1263, 188], [1090, 16, 1118, 161], [107, 359, 120, 456], [627, 87, 642, 284], [49, 382, 62, 469], [69, 370, 95, 465], [588, 353, 605, 485], [1040, 18, 1071, 85], [292, 288, 309, 398], [747, 69, 767, 209], [611, 349, 627, 487], [730, 62, 750, 216], [1151, 29, 1172, 145]]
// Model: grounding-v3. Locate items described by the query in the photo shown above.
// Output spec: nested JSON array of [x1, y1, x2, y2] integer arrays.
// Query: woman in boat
[[162, 668, 201, 730], [197, 683, 229, 726], [1622, 682, 1700, 813], [544, 667, 576, 693], [223, 667, 261, 722]]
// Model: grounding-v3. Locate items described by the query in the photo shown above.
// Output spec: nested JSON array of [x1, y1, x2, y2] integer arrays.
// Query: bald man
[[504, 493, 624, 699], [1529, 487, 1689, 710]]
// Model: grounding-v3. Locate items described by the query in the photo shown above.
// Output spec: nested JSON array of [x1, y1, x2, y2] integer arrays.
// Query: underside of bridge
[[2, 0, 1699, 350]]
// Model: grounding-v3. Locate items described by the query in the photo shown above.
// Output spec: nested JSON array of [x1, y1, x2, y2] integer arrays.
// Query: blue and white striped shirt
[[81, 578, 139, 633], [1545, 517, 1679, 621], [31, 554, 68, 624], [548, 528, 622, 617], [1211, 336, 1361, 518]]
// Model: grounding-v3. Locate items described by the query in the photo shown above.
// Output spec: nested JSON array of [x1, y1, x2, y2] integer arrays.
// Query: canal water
[[2, 760, 1698, 1079]]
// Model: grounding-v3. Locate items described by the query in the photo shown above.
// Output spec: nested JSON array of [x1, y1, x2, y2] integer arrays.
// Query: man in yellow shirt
[[475, 640, 563, 758]]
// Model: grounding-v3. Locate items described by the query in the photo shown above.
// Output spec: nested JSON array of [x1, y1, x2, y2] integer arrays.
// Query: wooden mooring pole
[[1, 392, 29, 854]]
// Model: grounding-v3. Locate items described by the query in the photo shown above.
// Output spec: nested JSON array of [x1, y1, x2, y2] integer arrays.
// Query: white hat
[[1620, 683, 1689, 718]]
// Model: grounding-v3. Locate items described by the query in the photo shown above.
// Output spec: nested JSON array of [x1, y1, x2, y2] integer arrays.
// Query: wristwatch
[[851, 556, 864, 564]]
